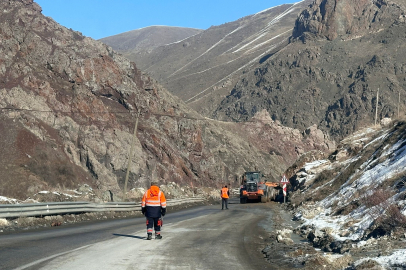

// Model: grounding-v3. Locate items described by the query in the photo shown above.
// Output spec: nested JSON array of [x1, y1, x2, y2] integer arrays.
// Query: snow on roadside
[[38, 191, 79, 198], [292, 124, 406, 268], [340, 127, 377, 144], [354, 249, 406, 269], [0, 196, 18, 204], [300, 128, 406, 238], [0, 218, 8, 227]]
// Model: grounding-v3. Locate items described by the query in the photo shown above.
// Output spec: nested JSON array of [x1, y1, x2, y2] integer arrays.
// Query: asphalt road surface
[[1, 199, 276, 270]]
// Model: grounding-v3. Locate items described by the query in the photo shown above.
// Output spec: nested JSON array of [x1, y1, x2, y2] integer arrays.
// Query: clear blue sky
[[35, 0, 292, 40]]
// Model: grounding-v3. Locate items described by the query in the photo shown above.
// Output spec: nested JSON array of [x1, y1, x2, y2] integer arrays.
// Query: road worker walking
[[141, 181, 167, 240], [221, 185, 229, 210]]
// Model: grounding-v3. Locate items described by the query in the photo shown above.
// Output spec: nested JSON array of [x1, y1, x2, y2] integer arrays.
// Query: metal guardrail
[[0, 197, 205, 218]]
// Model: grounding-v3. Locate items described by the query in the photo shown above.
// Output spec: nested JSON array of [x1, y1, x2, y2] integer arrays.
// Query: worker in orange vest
[[141, 181, 167, 240], [221, 185, 229, 210]]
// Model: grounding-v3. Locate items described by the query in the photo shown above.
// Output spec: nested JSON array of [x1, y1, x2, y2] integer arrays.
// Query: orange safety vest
[[142, 186, 167, 208], [221, 187, 229, 199]]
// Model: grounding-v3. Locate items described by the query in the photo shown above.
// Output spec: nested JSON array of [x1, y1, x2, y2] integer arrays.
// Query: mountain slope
[[0, 0, 334, 202], [103, 1, 313, 116], [99, 26, 202, 54]]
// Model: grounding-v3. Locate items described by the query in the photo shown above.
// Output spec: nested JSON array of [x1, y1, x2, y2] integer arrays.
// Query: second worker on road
[[221, 185, 229, 210]]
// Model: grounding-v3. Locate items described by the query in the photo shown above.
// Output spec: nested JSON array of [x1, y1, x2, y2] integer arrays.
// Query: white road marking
[[14, 244, 93, 270]]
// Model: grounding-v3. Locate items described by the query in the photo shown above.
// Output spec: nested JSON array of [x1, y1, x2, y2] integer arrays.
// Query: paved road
[[1, 199, 275, 270]]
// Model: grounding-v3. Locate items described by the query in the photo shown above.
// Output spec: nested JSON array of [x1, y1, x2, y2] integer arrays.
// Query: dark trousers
[[222, 198, 228, 209], [146, 217, 162, 234]]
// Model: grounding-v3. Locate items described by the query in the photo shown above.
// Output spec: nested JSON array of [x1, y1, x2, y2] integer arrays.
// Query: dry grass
[[333, 200, 361, 216], [363, 189, 393, 209], [382, 204, 406, 228], [362, 188, 406, 234], [362, 188, 393, 219], [302, 165, 347, 202]]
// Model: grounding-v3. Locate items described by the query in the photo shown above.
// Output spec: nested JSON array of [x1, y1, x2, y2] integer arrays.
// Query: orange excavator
[[239, 171, 279, 203]]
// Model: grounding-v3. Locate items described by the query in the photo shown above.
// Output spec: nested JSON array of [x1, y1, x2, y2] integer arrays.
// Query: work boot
[[147, 234, 152, 240], [155, 233, 162, 239]]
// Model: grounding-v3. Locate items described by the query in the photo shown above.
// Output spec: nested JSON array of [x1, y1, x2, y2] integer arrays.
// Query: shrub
[[333, 200, 360, 216], [364, 189, 392, 208], [363, 188, 406, 236], [362, 188, 394, 220], [382, 204, 406, 228]]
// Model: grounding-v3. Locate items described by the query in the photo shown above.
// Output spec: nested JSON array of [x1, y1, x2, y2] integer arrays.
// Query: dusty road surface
[[1, 199, 283, 270]]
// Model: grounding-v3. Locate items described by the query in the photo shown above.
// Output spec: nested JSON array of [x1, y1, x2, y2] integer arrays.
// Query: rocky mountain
[[99, 26, 202, 54], [102, 1, 313, 116], [214, 0, 406, 139], [0, 0, 334, 202]]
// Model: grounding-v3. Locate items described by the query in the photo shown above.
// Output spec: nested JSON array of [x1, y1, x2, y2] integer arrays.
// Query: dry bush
[[368, 203, 406, 238], [362, 188, 394, 219], [333, 200, 361, 216], [301, 167, 341, 203], [355, 260, 381, 269], [380, 204, 406, 228], [312, 169, 336, 187], [363, 188, 406, 235], [0, 218, 9, 227], [310, 186, 335, 202], [364, 189, 392, 208], [289, 192, 306, 207]]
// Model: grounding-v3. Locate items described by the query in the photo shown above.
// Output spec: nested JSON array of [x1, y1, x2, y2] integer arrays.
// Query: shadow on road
[[113, 233, 146, 240]]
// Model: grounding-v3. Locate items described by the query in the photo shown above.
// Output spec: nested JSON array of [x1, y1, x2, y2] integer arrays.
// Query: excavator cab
[[245, 172, 260, 192]]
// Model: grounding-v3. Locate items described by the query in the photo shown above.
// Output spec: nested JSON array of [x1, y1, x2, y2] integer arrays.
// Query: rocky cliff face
[[0, 0, 334, 202], [214, 0, 406, 139], [292, 0, 406, 41]]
